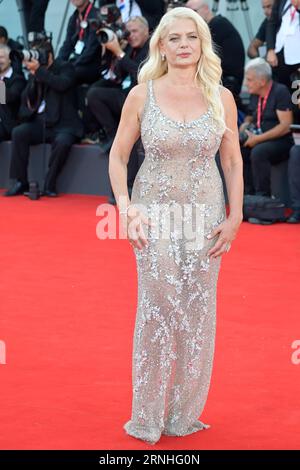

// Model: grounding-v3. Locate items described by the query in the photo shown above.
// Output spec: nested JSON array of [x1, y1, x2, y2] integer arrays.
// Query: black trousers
[[241, 137, 293, 196], [74, 63, 102, 85], [9, 115, 78, 190], [288, 145, 300, 210], [273, 49, 300, 91], [0, 122, 10, 142], [87, 80, 145, 192], [23, 0, 50, 33], [87, 79, 126, 139]]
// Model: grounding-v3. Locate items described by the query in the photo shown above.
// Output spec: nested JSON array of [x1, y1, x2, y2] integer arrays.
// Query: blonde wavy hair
[[138, 7, 225, 130]]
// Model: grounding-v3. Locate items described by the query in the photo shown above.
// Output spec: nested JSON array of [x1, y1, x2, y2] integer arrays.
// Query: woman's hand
[[122, 206, 154, 251], [207, 216, 242, 258]]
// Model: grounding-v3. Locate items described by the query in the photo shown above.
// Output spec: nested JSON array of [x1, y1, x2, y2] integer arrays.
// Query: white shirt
[[0, 66, 13, 81], [275, 0, 300, 64], [116, 0, 142, 22]]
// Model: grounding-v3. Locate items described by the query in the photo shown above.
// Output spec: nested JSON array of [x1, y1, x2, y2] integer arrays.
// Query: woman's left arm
[[207, 87, 244, 258]]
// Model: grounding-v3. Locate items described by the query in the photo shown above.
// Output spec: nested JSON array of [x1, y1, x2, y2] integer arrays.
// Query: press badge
[[75, 40, 85, 55]]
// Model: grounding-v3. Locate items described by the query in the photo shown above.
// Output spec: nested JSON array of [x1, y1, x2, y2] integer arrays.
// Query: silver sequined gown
[[124, 79, 226, 444]]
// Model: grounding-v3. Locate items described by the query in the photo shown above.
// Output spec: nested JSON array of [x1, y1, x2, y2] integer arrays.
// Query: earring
[[161, 53, 166, 61]]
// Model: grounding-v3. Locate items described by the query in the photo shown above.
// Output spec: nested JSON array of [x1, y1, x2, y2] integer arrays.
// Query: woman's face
[[159, 18, 201, 68]]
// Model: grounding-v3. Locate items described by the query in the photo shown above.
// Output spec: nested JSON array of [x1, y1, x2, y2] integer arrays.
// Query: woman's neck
[[164, 67, 198, 87]]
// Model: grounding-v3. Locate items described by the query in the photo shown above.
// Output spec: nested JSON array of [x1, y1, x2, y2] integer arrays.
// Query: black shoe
[[248, 217, 275, 225], [4, 181, 29, 196], [43, 189, 58, 197], [286, 210, 300, 224], [81, 132, 100, 145], [108, 194, 116, 205], [99, 136, 114, 154]]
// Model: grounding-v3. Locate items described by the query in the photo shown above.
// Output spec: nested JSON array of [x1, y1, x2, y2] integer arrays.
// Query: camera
[[81, 4, 130, 44], [239, 124, 262, 146], [11, 32, 53, 66], [166, 0, 186, 10]]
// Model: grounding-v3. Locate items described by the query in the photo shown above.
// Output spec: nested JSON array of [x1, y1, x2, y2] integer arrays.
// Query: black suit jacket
[[114, 38, 149, 93], [134, 0, 165, 30], [18, 59, 83, 138], [266, 0, 300, 50], [58, 2, 102, 68], [0, 70, 26, 135]]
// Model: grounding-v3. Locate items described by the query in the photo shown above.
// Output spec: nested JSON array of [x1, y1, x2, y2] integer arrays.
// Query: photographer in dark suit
[[86, 14, 149, 151], [86, 14, 149, 203], [5, 40, 84, 197], [58, 0, 103, 84], [0, 44, 26, 141], [240, 58, 293, 196], [99, 0, 165, 30]]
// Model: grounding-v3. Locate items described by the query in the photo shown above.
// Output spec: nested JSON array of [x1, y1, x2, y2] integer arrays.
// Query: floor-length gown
[[123, 79, 226, 444]]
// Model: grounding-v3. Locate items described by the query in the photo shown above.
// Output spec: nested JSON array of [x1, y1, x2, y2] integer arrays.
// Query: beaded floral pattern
[[123, 79, 226, 445]]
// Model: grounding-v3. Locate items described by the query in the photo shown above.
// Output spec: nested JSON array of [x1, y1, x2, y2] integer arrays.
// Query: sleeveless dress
[[123, 79, 226, 444]]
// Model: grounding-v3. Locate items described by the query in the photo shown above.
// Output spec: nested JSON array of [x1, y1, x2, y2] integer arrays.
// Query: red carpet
[[0, 192, 299, 450]]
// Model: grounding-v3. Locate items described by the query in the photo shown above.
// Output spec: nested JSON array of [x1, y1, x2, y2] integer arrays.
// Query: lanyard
[[290, 6, 297, 22], [78, 2, 93, 41], [257, 81, 273, 131]]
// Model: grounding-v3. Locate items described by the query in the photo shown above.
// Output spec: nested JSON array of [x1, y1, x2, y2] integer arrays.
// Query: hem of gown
[[123, 420, 162, 445], [162, 420, 210, 437], [123, 419, 210, 444]]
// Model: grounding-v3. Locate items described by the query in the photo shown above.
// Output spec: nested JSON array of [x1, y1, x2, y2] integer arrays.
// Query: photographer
[[4, 40, 84, 197], [0, 26, 24, 74], [58, 0, 103, 84], [99, 0, 165, 30], [241, 58, 293, 196], [247, 0, 274, 59], [186, 0, 245, 101], [86, 14, 149, 152], [0, 44, 26, 142], [98, 0, 142, 22]]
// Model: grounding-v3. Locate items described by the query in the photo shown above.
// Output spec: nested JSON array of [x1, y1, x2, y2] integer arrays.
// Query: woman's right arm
[[108, 83, 146, 212], [108, 83, 151, 250]]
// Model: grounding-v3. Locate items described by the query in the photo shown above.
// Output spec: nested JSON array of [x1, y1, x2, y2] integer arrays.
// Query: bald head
[[186, 0, 213, 23], [261, 0, 274, 19]]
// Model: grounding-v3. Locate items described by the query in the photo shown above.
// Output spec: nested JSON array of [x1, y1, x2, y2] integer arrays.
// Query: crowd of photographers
[[0, 0, 299, 222]]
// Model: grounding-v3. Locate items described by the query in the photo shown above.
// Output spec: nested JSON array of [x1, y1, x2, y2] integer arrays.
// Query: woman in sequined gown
[[109, 7, 244, 445]]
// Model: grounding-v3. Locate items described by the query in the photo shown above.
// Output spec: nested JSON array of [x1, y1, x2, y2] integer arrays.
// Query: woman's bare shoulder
[[127, 82, 148, 103], [126, 83, 148, 120], [219, 85, 235, 107]]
